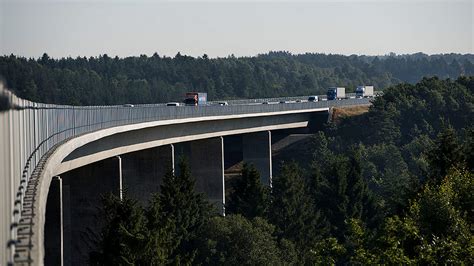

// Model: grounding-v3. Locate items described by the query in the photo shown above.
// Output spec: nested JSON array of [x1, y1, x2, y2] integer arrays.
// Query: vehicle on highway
[[355, 86, 374, 98], [122, 104, 135, 107], [327, 87, 345, 100], [166, 102, 180, 106], [279, 100, 290, 104], [308, 96, 319, 102], [184, 92, 207, 106], [218, 101, 228, 106]]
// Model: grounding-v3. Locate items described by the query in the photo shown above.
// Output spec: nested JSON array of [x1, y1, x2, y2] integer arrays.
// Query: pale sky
[[0, 0, 473, 58]]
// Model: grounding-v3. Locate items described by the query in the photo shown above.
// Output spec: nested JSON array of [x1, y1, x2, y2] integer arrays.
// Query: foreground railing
[[0, 85, 371, 264]]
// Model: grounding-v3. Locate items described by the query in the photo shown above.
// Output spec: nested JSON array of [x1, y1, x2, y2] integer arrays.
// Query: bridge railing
[[0, 85, 371, 264]]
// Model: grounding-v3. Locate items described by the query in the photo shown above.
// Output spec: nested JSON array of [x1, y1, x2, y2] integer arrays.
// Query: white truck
[[355, 86, 374, 98], [327, 87, 345, 100]]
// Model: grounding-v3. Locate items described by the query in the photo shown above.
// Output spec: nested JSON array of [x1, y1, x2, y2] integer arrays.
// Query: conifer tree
[[151, 159, 212, 264], [268, 162, 322, 250], [312, 149, 379, 238], [227, 163, 269, 218], [91, 193, 149, 265], [427, 125, 462, 183], [462, 127, 474, 170], [320, 155, 350, 238], [346, 148, 366, 219]]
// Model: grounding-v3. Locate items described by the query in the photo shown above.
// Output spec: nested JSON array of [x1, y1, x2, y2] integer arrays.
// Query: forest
[[1, 52, 473, 105], [91, 77, 473, 264]]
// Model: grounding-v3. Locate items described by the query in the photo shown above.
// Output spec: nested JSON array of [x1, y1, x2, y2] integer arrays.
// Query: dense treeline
[[1, 52, 473, 105], [92, 77, 473, 264]]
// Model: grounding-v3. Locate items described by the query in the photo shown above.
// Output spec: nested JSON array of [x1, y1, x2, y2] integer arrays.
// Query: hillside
[[1, 52, 473, 105]]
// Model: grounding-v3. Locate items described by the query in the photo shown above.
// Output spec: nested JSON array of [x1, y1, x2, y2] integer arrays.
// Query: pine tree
[[151, 159, 212, 264], [346, 148, 367, 219], [227, 163, 269, 218], [462, 127, 474, 171], [310, 152, 351, 239], [312, 149, 379, 239], [268, 162, 322, 250], [427, 125, 462, 183], [91, 193, 149, 265], [145, 191, 174, 264]]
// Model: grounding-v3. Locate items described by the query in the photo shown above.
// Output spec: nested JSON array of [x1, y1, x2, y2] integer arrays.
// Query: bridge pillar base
[[175, 137, 225, 215], [242, 131, 272, 186]]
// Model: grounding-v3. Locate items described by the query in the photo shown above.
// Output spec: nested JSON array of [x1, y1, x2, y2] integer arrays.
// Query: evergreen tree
[[90, 193, 149, 265], [152, 159, 212, 264], [1, 54, 473, 105], [226, 163, 269, 218], [427, 125, 462, 183], [312, 149, 379, 238], [346, 148, 367, 219], [310, 131, 335, 193], [268, 162, 323, 254], [362, 143, 413, 215], [145, 191, 174, 264], [462, 127, 474, 170]]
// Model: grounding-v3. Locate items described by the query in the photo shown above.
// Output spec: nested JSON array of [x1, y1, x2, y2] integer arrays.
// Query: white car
[[166, 102, 180, 106]]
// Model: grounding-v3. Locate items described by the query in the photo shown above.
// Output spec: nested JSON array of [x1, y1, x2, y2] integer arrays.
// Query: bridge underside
[[26, 109, 332, 265], [58, 111, 327, 175], [45, 128, 321, 265]]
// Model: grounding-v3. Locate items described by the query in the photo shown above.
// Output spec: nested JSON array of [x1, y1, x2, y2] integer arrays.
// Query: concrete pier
[[60, 156, 122, 266], [44, 176, 63, 266], [121, 145, 174, 205], [242, 131, 272, 186], [174, 137, 225, 214]]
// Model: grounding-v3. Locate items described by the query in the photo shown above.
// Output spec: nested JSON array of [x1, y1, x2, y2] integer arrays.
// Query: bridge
[[0, 86, 371, 265]]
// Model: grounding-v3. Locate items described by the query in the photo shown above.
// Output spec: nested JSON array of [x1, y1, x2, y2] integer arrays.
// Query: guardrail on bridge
[[0, 85, 372, 264]]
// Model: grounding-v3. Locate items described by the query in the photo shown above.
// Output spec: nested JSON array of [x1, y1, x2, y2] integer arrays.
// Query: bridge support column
[[60, 156, 122, 266], [242, 131, 272, 186], [44, 176, 63, 266], [121, 145, 174, 205], [117, 155, 123, 200], [175, 137, 225, 215]]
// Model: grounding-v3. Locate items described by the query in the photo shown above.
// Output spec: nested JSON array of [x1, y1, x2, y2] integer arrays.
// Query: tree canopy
[[92, 76, 473, 264], [1, 52, 473, 105]]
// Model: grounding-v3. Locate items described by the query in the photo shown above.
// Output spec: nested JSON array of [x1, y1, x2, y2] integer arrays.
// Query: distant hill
[[0, 52, 472, 105]]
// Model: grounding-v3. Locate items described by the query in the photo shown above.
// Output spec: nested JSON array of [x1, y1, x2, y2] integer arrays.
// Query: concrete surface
[[242, 131, 273, 186], [29, 108, 328, 265]]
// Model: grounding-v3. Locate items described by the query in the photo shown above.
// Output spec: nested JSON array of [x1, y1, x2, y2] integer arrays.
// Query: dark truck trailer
[[184, 92, 207, 106], [327, 87, 345, 100]]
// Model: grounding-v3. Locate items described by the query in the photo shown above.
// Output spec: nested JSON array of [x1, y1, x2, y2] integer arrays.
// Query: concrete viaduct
[[0, 86, 371, 265]]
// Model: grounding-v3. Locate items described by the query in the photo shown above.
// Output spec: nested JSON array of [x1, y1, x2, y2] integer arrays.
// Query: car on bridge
[[308, 96, 319, 102]]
